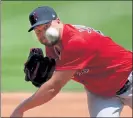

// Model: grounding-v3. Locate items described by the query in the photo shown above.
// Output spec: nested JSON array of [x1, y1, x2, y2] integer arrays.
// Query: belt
[[116, 80, 131, 95]]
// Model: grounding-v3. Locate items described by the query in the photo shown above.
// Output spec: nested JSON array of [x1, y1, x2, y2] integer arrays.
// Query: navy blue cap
[[28, 6, 57, 32]]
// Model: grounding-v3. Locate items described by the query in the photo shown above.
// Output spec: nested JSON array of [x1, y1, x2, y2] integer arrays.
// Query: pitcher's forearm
[[16, 88, 59, 112]]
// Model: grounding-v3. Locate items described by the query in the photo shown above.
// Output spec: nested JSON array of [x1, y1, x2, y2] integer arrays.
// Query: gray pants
[[86, 72, 132, 117]]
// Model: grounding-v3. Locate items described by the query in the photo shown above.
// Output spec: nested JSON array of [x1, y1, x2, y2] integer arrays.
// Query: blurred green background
[[1, 1, 132, 92]]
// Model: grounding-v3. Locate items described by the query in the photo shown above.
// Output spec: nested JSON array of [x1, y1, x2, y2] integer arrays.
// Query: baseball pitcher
[[10, 6, 132, 117]]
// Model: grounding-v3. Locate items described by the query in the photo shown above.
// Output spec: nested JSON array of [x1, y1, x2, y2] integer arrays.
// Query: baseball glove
[[24, 48, 56, 88]]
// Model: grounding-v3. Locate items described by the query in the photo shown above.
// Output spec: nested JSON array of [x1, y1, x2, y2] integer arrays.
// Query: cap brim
[[28, 20, 51, 32]]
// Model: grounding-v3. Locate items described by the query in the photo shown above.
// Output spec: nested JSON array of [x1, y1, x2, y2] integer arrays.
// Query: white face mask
[[44, 26, 60, 46]]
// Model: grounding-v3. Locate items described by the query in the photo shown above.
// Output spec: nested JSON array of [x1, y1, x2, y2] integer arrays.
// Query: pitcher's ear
[[56, 18, 61, 24]]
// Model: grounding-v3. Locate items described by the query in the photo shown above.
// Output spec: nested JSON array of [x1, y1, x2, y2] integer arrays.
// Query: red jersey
[[46, 24, 132, 97]]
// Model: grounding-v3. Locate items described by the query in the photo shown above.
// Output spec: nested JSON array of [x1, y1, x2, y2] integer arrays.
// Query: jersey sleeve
[[55, 37, 95, 71]]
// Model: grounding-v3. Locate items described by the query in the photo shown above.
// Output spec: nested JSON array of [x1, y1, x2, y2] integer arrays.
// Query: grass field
[[1, 1, 132, 92]]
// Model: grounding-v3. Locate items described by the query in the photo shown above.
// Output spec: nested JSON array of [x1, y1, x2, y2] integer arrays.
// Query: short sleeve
[[55, 37, 96, 71]]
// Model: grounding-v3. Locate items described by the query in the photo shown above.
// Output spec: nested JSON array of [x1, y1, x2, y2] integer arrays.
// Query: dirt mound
[[1, 92, 132, 117]]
